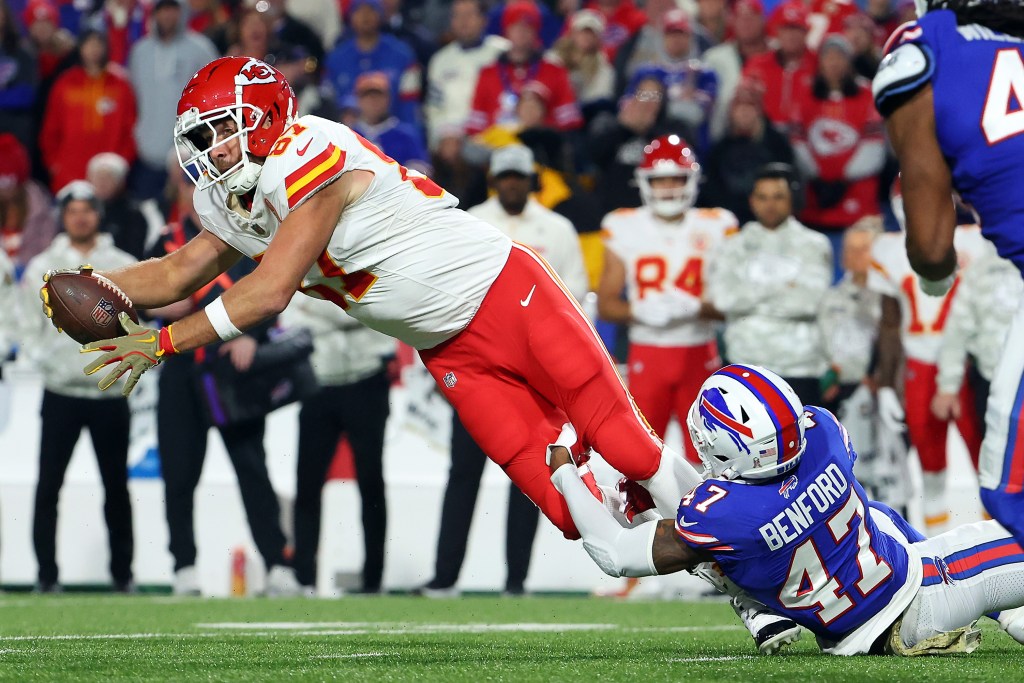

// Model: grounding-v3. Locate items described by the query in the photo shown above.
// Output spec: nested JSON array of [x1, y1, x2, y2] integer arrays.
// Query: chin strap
[[226, 156, 263, 195]]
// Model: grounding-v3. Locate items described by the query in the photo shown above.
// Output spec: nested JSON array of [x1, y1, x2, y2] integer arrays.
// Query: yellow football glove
[[81, 313, 178, 397], [40, 266, 95, 332]]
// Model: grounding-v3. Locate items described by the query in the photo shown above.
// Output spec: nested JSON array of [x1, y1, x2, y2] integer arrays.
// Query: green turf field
[[0, 594, 1022, 681]]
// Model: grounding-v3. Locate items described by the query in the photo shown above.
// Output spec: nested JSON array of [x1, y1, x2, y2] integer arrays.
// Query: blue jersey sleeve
[[675, 480, 743, 553]]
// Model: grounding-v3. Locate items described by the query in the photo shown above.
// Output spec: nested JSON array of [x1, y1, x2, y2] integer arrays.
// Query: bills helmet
[[686, 364, 809, 481], [175, 56, 297, 195], [635, 135, 701, 219]]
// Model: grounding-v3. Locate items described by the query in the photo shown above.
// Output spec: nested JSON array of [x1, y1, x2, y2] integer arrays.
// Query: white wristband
[[204, 296, 243, 341]]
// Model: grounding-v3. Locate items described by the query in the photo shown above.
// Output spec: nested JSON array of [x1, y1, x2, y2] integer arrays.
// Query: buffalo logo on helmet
[[698, 387, 753, 455]]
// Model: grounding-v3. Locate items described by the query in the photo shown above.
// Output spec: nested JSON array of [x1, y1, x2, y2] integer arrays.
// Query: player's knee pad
[[638, 445, 704, 518]]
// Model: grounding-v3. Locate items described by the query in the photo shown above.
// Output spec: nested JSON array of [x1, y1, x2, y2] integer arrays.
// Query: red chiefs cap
[[770, 0, 809, 31], [501, 0, 542, 35]]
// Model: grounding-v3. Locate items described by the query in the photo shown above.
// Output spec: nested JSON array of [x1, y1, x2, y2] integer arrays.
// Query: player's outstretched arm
[[100, 230, 242, 309], [80, 177, 353, 396], [884, 85, 957, 285], [548, 445, 705, 577], [156, 178, 349, 354]]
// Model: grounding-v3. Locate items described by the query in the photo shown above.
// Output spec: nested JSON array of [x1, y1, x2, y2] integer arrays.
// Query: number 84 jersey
[[675, 406, 921, 651], [193, 115, 512, 350], [601, 205, 737, 347]]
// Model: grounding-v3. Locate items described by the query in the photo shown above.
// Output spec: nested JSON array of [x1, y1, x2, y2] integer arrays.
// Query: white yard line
[[0, 622, 744, 642], [311, 653, 387, 659], [667, 656, 755, 662]]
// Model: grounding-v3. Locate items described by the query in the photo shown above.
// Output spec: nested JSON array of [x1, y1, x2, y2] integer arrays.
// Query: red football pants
[[419, 244, 664, 539], [905, 357, 982, 473], [627, 342, 720, 465]]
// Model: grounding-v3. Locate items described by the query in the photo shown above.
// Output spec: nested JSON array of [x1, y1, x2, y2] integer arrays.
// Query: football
[[44, 268, 139, 344]]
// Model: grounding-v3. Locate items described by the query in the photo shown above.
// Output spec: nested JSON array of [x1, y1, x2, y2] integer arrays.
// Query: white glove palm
[[632, 289, 701, 328], [876, 386, 906, 433]]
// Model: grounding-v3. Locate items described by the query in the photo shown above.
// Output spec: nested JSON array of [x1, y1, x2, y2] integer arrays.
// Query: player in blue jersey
[[871, 0, 1024, 544], [548, 364, 1024, 655]]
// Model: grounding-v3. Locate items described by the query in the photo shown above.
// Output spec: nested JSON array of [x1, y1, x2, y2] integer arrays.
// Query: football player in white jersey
[[869, 180, 988, 533], [597, 135, 737, 465], [36, 56, 700, 544]]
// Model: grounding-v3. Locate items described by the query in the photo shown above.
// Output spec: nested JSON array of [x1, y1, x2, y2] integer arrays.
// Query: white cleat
[[731, 595, 802, 655], [265, 565, 302, 598], [173, 566, 201, 597]]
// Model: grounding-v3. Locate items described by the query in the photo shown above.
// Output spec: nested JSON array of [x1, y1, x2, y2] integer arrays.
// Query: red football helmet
[[635, 135, 701, 218], [174, 56, 297, 194]]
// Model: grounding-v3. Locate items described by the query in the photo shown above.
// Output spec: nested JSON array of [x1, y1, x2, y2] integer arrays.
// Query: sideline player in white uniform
[[548, 364, 1024, 656], [597, 135, 737, 465], [869, 181, 988, 533]]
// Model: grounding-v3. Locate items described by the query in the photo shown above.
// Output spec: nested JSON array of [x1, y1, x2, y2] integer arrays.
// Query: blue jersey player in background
[[872, 0, 1024, 545], [548, 365, 1024, 655]]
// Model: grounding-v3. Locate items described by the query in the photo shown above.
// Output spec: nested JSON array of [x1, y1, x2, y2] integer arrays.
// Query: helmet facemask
[[636, 167, 700, 219], [175, 102, 267, 195]]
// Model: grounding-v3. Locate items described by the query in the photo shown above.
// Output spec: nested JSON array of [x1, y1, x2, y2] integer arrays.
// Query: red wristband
[[157, 326, 179, 357]]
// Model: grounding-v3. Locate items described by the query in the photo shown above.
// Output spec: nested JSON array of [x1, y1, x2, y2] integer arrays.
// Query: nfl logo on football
[[91, 298, 116, 327]]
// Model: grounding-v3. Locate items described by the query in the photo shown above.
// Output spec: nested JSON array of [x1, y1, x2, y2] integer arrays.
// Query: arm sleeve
[[551, 464, 659, 578]]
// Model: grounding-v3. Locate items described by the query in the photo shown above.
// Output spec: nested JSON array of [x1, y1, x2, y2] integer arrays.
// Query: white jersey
[[193, 115, 512, 350], [868, 225, 988, 363], [602, 205, 737, 347]]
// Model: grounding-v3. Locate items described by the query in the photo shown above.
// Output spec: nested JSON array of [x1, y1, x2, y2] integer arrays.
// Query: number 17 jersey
[[675, 406, 921, 651]]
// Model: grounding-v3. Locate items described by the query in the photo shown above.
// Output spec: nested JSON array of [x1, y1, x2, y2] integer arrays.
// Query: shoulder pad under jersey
[[873, 23, 935, 117]]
